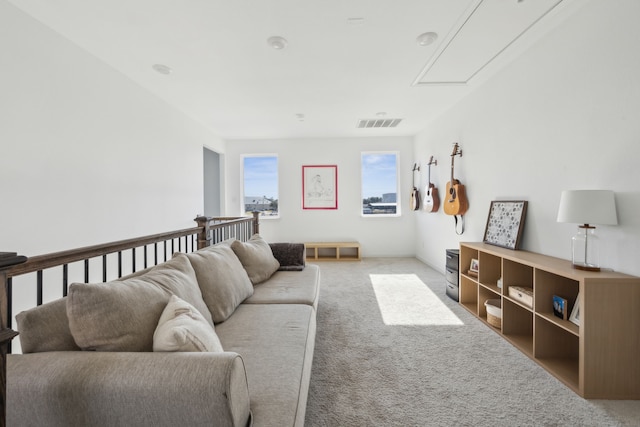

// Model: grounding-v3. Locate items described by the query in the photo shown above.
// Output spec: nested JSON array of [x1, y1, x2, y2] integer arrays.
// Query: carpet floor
[[304, 258, 640, 427]]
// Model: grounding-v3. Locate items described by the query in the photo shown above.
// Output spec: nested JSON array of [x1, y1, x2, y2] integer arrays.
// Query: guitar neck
[[450, 156, 455, 183]]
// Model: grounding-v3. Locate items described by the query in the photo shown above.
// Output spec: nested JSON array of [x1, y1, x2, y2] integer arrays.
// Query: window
[[361, 152, 399, 216], [242, 155, 279, 218]]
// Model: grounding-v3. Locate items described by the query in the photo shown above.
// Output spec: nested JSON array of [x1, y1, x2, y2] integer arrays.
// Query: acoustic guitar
[[410, 163, 420, 211], [423, 156, 439, 213], [443, 143, 468, 216]]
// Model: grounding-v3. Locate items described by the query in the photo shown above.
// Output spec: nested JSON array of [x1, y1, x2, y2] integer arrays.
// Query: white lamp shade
[[557, 190, 618, 225]]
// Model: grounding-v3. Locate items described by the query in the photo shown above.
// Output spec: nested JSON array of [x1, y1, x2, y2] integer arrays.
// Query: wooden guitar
[[423, 156, 439, 213], [410, 163, 420, 211], [443, 143, 468, 216]]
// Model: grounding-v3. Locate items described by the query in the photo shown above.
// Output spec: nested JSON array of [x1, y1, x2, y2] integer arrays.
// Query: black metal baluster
[[7, 277, 12, 353], [84, 259, 89, 283], [37, 270, 43, 306], [132, 247, 136, 273], [63, 264, 68, 296], [6, 279, 12, 330], [144, 245, 148, 269], [103, 255, 107, 282], [118, 251, 122, 278]]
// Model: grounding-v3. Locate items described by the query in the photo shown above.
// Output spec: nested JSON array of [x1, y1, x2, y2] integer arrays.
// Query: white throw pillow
[[153, 295, 223, 352]]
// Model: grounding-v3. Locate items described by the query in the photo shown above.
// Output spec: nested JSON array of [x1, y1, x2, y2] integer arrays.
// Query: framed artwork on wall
[[302, 165, 338, 209], [483, 200, 528, 250]]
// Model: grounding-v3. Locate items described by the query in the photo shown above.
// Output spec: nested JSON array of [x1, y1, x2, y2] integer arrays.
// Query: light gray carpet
[[304, 258, 640, 427]]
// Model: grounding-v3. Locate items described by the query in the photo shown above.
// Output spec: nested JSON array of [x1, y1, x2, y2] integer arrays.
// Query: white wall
[[224, 137, 416, 257], [0, 2, 225, 256], [414, 0, 640, 276]]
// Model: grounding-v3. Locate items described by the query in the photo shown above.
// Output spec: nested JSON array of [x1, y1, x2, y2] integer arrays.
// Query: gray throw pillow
[[270, 243, 306, 271], [16, 297, 80, 353], [67, 254, 210, 352], [185, 245, 253, 323], [231, 234, 280, 285]]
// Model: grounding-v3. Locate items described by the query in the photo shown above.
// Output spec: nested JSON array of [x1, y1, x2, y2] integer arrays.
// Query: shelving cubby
[[502, 299, 533, 357], [459, 275, 478, 315], [459, 241, 640, 399]]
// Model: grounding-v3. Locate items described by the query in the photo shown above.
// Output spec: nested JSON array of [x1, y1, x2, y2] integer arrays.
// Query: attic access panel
[[414, 0, 565, 85]]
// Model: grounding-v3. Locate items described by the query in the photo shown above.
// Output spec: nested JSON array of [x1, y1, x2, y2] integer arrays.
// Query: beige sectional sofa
[[7, 235, 319, 427]]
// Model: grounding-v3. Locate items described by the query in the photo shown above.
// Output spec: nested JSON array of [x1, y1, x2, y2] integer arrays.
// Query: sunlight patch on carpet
[[370, 274, 463, 326]]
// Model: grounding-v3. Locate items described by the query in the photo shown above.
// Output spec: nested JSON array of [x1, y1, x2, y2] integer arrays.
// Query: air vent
[[357, 118, 403, 128]]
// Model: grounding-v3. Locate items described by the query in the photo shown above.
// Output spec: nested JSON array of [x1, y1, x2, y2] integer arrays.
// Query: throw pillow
[[231, 234, 280, 285], [185, 245, 253, 323], [16, 297, 80, 353], [153, 295, 223, 352], [67, 254, 212, 352], [270, 243, 306, 271], [143, 254, 214, 327], [68, 279, 170, 352]]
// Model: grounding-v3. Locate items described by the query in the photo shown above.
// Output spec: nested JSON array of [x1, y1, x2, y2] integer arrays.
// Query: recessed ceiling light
[[152, 64, 172, 75], [416, 32, 438, 47], [267, 36, 288, 50], [376, 112, 387, 118], [347, 17, 365, 26]]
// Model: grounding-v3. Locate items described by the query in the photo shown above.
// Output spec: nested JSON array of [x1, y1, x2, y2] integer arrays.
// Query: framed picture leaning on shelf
[[483, 200, 528, 250], [468, 258, 479, 277], [569, 293, 580, 326]]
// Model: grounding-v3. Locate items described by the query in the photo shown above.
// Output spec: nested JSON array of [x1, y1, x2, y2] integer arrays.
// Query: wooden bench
[[304, 242, 361, 261]]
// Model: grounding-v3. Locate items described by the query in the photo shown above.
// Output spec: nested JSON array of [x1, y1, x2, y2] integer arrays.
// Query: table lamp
[[556, 190, 617, 272]]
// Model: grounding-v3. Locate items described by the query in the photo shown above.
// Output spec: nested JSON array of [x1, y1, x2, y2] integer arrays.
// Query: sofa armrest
[[269, 243, 305, 271], [8, 351, 251, 427]]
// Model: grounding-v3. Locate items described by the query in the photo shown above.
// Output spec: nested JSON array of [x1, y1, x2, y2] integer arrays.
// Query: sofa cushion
[[270, 243, 306, 271], [231, 234, 280, 284], [16, 297, 80, 353], [243, 264, 321, 310], [153, 295, 223, 352], [215, 303, 316, 427], [185, 245, 253, 323], [67, 254, 210, 352]]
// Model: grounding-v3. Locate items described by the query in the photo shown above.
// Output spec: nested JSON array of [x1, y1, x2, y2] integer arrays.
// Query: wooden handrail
[[6, 227, 200, 278], [6, 215, 258, 278]]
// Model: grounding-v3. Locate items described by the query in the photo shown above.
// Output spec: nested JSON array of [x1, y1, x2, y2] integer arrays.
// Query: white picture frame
[[569, 292, 580, 326]]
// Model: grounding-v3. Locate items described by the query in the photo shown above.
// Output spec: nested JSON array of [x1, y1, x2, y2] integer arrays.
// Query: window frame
[[360, 151, 401, 218], [240, 153, 280, 219]]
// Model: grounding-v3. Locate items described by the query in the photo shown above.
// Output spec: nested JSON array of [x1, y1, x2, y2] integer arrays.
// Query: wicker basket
[[485, 299, 502, 328]]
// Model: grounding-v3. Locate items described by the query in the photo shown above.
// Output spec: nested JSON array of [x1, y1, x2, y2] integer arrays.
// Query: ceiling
[[8, 0, 576, 140]]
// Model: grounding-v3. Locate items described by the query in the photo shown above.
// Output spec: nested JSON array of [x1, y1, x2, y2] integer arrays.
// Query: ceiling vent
[[357, 118, 403, 129]]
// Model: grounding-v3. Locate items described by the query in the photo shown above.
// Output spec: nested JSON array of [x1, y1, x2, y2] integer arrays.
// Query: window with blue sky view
[[243, 155, 279, 217], [361, 152, 399, 216]]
